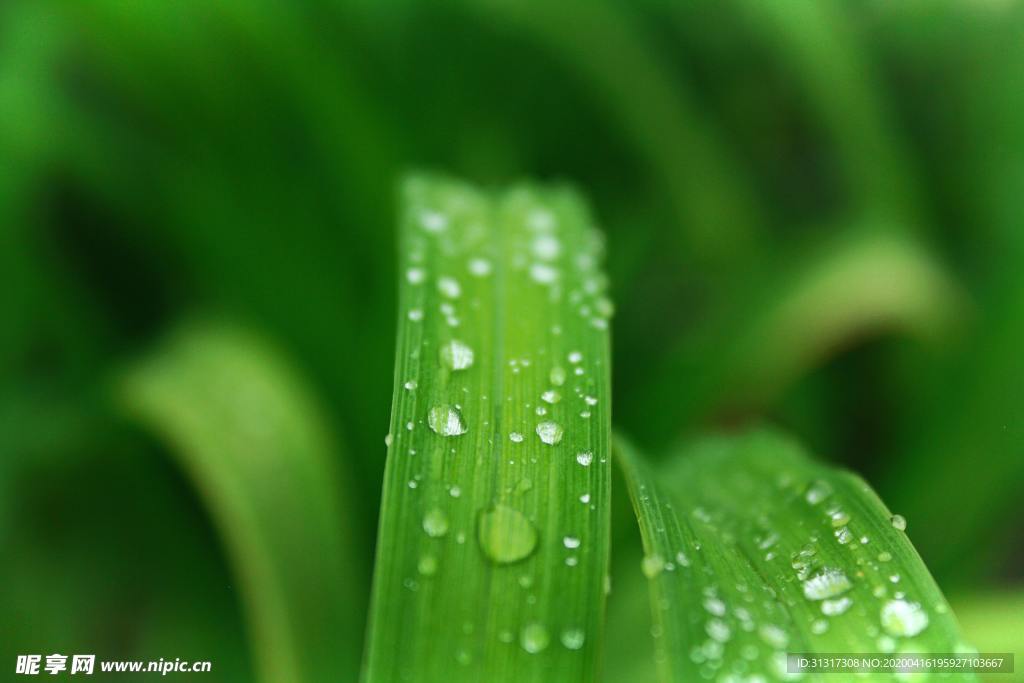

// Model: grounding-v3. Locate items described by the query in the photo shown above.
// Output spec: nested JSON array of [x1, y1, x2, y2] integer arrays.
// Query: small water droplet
[[706, 619, 732, 642], [440, 340, 475, 371], [576, 451, 594, 467], [758, 624, 789, 649], [890, 514, 907, 531], [810, 619, 829, 635], [642, 554, 666, 579], [563, 536, 581, 549], [521, 623, 550, 654], [404, 380, 418, 391], [822, 596, 853, 616], [541, 390, 561, 404], [560, 628, 585, 650], [509, 431, 524, 443], [478, 505, 538, 565], [880, 599, 929, 637], [579, 493, 591, 504], [406, 267, 426, 284], [423, 508, 449, 538], [530, 263, 558, 284], [418, 555, 438, 576], [536, 421, 563, 445], [437, 276, 461, 298], [703, 597, 726, 616], [384, 434, 393, 448], [550, 367, 567, 386], [468, 258, 492, 277], [803, 568, 852, 600], [568, 351, 583, 364], [835, 527, 854, 545], [408, 308, 424, 322], [428, 405, 467, 436], [805, 480, 833, 505]]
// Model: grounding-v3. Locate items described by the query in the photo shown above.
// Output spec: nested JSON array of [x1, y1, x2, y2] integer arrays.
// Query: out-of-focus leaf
[[362, 176, 612, 682], [617, 429, 976, 682], [120, 321, 362, 683], [627, 233, 964, 445]]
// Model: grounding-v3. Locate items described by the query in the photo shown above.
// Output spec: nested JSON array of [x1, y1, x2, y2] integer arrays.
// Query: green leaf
[[362, 176, 612, 682], [616, 429, 977, 682], [120, 320, 363, 683]]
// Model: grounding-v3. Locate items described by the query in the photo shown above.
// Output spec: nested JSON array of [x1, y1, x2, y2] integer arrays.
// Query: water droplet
[[706, 619, 732, 642], [703, 597, 726, 616], [560, 628, 585, 651], [579, 493, 591, 504], [584, 395, 598, 406], [758, 624, 789, 649], [541, 390, 561, 404], [563, 536, 581, 549], [449, 485, 461, 498], [827, 505, 851, 527], [440, 340, 475, 371], [478, 505, 538, 565], [576, 451, 594, 467], [803, 568, 852, 600], [530, 263, 558, 284], [408, 308, 424, 322], [550, 367, 567, 386], [834, 527, 854, 545], [880, 599, 929, 637], [568, 351, 583, 364], [521, 623, 550, 654], [406, 267, 426, 284], [384, 434, 393, 448], [532, 234, 561, 261], [890, 514, 907, 531], [810, 619, 829, 635], [805, 480, 833, 505], [642, 554, 666, 578], [418, 209, 448, 233], [418, 555, 438, 576], [822, 596, 853, 616], [404, 380, 418, 391], [428, 405, 467, 436], [423, 508, 449, 538], [536, 421, 563, 445], [509, 431, 524, 443], [437, 276, 461, 298], [468, 258, 492, 277]]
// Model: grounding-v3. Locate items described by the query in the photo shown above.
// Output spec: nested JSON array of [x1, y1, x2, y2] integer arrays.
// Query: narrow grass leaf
[[617, 429, 976, 682], [363, 175, 612, 682], [120, 321, 362, 683]]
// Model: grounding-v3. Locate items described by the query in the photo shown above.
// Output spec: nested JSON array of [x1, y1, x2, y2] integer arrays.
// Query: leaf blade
[[120, 321, 363, 683], [363, 176, 612, 682], [617, 429, 977, 682]]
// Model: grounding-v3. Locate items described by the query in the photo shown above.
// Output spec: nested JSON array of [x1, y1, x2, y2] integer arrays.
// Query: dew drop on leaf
[[880, 599, 929, 637], [549, 367, 567, 386], [418, 555, 438, 576], [890, 514, 907, 531], [642, 554, 666, 579], [439, 340, 475, 371], [576, 451, 594, 467], [477, 505, 538, 565], [536, 420, 563, 445], [422, 508, 449, 538], [428, 405, 467, 436], [521, 623, 550, 654], [803, 567, 852, 600], [560, 628, 585, 651]]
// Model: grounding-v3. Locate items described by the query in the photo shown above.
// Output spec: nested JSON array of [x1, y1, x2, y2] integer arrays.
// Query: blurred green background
[[3, 0, 1022, 680]]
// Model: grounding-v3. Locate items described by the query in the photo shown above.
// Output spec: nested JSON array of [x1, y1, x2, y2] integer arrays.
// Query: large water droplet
[[576, 451, 594, 467], [428, 405, 467, 436], [563, 536, 581, 549], [803, 567, 852, 600], [536, 421, 563, 445], [521, 623, 550, 654], [423, 508, 449, 538], [880, 599, 929, 637], [541, 390, 561, 404], [890, 514, 907, 531], [440, 340, 475, 371], [478, 505, 538, 565]]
